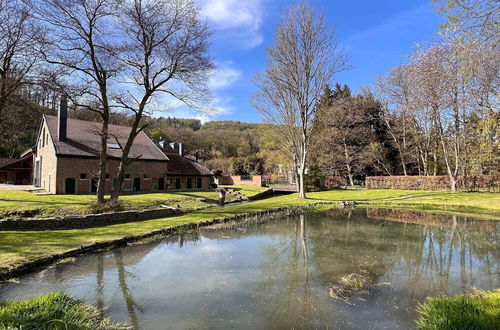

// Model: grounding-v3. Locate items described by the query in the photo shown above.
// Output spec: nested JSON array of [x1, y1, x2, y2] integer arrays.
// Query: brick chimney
[[58, 96, 68, 141]]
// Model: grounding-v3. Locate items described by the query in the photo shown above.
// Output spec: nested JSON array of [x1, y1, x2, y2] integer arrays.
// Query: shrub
[[366, 175, 500, 192], [416, 289, 500, 330], [0, 292, 122, 329], [304, 166, 325, 192]]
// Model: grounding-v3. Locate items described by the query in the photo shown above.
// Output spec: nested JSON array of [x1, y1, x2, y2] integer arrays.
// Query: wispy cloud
[[209, 61, 242, 90], [198, 0, 265, 48]]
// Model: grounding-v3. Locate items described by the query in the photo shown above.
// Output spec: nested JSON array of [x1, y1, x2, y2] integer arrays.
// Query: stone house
[[33, 100, 213, 194]]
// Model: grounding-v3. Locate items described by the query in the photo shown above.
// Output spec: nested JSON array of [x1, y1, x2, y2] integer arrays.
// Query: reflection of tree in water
[[114, 249, 142, 330], [253, 208, 498, 327], [254, 213, 331, 328], [93, 249, 143, 330]]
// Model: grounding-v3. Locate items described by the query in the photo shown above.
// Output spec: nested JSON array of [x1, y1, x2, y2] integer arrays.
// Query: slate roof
[[0, 153, 32, 170], [44, 115, 167, 161], [0, 158, 17, 169], [164, 152, 213, 176]]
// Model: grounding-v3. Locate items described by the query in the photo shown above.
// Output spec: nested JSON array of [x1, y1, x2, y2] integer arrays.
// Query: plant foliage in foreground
[[0, 292, 122, 330], [416, 289, 500, 330]]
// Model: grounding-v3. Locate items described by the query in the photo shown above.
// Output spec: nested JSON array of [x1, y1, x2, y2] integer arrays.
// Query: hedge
[[366, 175, 500, 192]]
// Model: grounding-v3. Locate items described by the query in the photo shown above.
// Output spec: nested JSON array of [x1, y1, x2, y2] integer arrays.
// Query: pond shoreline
[[0, 201, 336, 281], [1, 190, 499, 282]]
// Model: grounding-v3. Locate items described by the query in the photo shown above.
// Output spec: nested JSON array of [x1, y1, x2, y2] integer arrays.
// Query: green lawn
[[1, 189, 499, 275], [0, 190, 228, 218]]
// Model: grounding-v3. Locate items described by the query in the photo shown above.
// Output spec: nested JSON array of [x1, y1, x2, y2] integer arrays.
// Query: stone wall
[[0, 208, 183, 231]]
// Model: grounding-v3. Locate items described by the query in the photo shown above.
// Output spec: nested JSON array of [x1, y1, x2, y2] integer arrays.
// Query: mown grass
[[0, 292, 122, 329], [0, 190, 227, 219], [0, 189, 499, 273], [416, 289, 500, 329]]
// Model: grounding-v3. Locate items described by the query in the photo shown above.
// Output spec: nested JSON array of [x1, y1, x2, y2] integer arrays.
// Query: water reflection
[[0, 209, 498, 329]]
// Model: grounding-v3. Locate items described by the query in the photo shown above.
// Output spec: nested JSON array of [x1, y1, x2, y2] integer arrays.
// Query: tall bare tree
[[34, 0, 121, 203], [0, 0, 41, 140], [108, 0, 214, 205], [435, 0, 500, 43], [252, 2, 348, 198]]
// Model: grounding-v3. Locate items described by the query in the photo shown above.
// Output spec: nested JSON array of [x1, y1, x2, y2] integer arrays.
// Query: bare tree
[[34, 0, 121, 204], [0, 0, 41, 137], [252, 2, 348, 198], [436, 0, 500, 43], [108, 0, 214, 205], [376, 65, 419, 176]]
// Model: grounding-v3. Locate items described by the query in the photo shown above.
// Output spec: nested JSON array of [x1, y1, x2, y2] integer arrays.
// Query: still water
[[1, 208, 498, 329]]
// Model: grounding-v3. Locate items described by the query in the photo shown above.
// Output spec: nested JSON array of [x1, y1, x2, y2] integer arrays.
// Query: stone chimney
[[58, 96, 68, 141]]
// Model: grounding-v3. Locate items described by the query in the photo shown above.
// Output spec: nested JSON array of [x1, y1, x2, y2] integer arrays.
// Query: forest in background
[[0, 0, 497, 192]]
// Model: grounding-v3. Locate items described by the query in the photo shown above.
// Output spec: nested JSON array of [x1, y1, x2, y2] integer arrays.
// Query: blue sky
[[170, 0, 443, 123]]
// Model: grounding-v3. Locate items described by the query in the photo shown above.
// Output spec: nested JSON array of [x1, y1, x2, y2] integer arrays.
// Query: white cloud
[[198, 0, 265, 48], [209, 62, 242, 90]]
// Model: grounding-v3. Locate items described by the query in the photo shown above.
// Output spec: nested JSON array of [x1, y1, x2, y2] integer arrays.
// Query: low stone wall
[[0, 208, 183, 231], [0, 201, 338, 280]]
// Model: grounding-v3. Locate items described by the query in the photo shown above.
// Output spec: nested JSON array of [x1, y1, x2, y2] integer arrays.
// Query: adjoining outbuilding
[[0, 151, 33, 185], [32, 100, 213, 194]]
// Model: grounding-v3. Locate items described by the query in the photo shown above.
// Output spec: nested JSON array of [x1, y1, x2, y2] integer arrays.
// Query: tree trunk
[[96, 121, 109, 204], [343, 141, 354, 186], [298, 167, 306, 199]]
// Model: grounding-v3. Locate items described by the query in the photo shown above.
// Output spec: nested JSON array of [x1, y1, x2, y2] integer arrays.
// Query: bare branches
[[251, 2, 348, 198], [109, 0, 214, 202], [0, 0, 42, 127]]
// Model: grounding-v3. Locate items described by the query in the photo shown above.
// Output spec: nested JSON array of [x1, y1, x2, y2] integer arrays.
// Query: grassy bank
[[0, 189, 499, 276], [0, 190, 236, 219], [0, 292, 122, 329], [416, 289, 500, 329]]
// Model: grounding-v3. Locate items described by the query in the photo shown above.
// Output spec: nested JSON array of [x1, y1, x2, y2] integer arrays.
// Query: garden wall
[[366, 175, 500, 192], [216, 175, 263, 186]]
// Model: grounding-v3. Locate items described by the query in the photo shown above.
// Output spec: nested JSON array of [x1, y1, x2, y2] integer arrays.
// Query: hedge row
[[324, 176, 346, 188], [366, 175, 500, 192]]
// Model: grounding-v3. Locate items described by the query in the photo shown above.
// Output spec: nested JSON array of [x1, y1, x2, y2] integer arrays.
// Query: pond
[[1, 208, 498, 329]]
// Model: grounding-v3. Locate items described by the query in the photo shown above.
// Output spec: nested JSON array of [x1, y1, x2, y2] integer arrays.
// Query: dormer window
[[107, 143, 121, 149]]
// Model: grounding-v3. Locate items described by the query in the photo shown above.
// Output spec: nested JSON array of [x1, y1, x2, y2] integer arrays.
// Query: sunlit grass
[[416, 289, 500, 329], [0, 190, 226, 218], [0, 292, 122, 329], [0, 189, 499, 274]]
